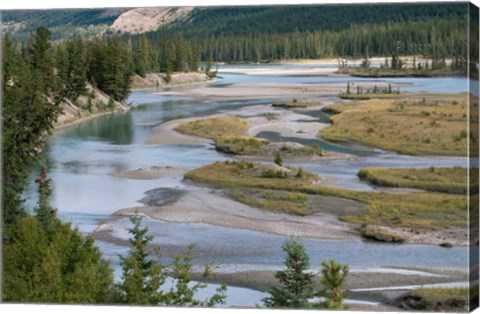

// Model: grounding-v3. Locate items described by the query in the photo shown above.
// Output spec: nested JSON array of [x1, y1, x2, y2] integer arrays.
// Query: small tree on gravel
[[316, 259, 350, 309], [274, 151, 283, 166], [262, 238, 315, 308], [115, 214, 227, 306]]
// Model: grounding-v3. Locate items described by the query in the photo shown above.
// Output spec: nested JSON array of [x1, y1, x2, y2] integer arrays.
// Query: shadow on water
[[61, 113, 134, 145]]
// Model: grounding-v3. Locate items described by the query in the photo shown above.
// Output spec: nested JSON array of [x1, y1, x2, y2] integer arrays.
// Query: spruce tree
[[3, 172, 115, 303], [115, 215, 166, 305], [274, 151, 283, 166], [262, 239, 315, 308], [163, 244, 227, 307], [31, 26, 55, 94]]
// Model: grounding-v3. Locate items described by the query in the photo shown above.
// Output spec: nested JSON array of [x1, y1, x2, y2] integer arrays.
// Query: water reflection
[[62, 113, 134, 145]]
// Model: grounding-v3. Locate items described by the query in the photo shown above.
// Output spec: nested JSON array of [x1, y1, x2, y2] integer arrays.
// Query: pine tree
[[174, 33, 185, 72], [34, 169, 56, 233], [317, 259, 349, 310], [115, 215, 227, 306], [3, 172, 115, 303], [2, 32, 62, 225], [262, 239, 315, 308], [163, 244, 227, 307], [115, 214, 166, 304], [274, 151, 283, 166], [31, 26, 55, 94]]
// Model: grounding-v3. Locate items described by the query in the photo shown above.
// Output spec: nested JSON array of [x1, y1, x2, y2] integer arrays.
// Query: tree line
[[191, 17, 468, 64]]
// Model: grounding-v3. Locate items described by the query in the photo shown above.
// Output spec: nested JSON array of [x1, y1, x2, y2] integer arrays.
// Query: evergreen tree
[[174, 33, 185, 72], [59, 37, 87, 100], [2, 33, 62, 225], [163, 244, 227, 307], [190, 39, 200, 71], [115, 215, 166, 304], [262, 239, 315, 308], [274, 151, 283, 166], [115, 214, 227, 306], [31, 26, 55, 94], [3, 172, 115, 303], [34, 169, 56, 234], [317, 260, 349, 310]]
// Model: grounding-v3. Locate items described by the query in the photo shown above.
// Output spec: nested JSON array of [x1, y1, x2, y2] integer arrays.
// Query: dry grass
[[174, 116, 248, 140], [360, 225, 405, 243], [272, 100, 320, 108], [319, 95, 469, 156], [358, 166, 472, 194], [228, 189, 309, 216], [215, 136, 269, 155], [185, 161, 467, 230], [337, 67, 466, 77]]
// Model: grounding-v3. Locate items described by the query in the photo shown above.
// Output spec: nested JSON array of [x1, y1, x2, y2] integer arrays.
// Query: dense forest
[[2, 3, 472, 71], [167, 3, 467, 36]]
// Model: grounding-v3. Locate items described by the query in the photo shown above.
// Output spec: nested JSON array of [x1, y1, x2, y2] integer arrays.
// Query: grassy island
[[185, 161, 467, 232], [174, 116, 248, 139], [272, 100, 320, 108], [337, 66, 466, 78], [358, 166, 471, 194], [319, 95, 469, 156]]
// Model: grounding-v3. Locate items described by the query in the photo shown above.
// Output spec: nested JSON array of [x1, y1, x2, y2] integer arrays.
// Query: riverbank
[[153, 81, 406, 100], [53, 82, 131, 131], [131, 72, 213, 90], [109, 185, 363, 240], [337, 66, 465, 78]]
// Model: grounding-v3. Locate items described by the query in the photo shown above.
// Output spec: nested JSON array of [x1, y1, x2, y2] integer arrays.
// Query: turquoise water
[[23, 65, 472, 306]]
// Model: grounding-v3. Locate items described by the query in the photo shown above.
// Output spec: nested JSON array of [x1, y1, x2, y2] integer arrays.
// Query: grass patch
[[339, 93, 402, 100], [215, 136, 269, 155], [278, 143, 323, 157], [397, 288, 469, 311], [319, 95, 468, 156], [228, 189, 309, 216], [358, 166, 472, 194], [185, 161, 467, 230], [360, 225, 405, 243], [337, 67, 466, 78], [272, 100, 320, 108], [175, 116, 247, 140]]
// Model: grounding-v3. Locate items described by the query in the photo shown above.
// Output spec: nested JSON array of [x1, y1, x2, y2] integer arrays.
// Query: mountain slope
[[163, 3, 467, 36], [1, 8, 127, 39], [109, 7, 193, 34]]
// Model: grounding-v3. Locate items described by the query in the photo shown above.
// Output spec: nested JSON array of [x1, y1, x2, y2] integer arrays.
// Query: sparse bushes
[[261, 168, 288, 179], [215, 136, 268, 155]]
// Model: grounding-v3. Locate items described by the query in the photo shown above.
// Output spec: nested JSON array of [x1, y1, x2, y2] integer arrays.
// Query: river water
[[23, 64, 476, 306]]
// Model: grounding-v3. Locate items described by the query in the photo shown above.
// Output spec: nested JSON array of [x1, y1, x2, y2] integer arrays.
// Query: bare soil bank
[[131, 72, 213, 90]]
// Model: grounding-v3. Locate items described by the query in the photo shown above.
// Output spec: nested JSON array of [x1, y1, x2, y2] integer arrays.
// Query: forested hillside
[[1, 9, 127, 39], [169, 3, 467, 36]]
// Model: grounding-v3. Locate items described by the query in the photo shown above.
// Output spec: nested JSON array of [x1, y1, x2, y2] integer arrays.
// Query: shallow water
[[24, 64, 472, 306]]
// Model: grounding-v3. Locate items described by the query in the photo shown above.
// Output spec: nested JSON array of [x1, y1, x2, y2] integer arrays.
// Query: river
[[23, 64, 475, 307]]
